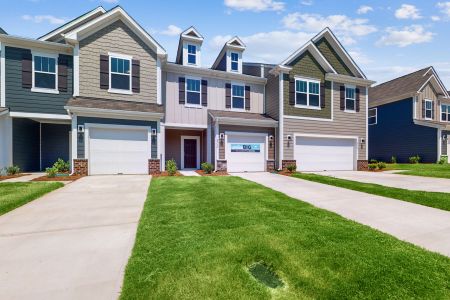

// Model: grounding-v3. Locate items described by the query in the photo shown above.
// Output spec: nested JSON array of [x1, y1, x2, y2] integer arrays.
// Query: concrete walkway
[[0, 175, 150, 300], [236, 172, 450, 257], [179, 170, 200, 176], [1, 172, 45, 182], [311, 170, 450, 193]]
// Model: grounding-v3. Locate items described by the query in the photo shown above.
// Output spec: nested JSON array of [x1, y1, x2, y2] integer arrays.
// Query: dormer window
[[231, 52, 239, 72], [187, 44, 197, 65]]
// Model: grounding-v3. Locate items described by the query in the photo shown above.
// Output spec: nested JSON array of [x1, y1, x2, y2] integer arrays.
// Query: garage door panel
[[226, 134, 266, 173]]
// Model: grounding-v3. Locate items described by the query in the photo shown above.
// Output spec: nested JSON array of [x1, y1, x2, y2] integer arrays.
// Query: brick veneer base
[[282, 160, 297, 170], [216, 160, 227, 172], [357, 160, 368, 171], [148, 159, 161, 175], [73, 159, 88, 176], [266, 160, 276, 172]]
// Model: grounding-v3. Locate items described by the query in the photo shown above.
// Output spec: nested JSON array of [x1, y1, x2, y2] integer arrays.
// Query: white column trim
[[0, 42, 6, 107], [214, 121, 219, 171], [365, 86, 368, 160], [206, 122, 211, 163], [157, 57, 162, 105], [71, 114, 77, 174], [73, 43, 80, 97], [437, 128, 442, 161], [278, 72, 284, 169], [159, 122, 165, 171]]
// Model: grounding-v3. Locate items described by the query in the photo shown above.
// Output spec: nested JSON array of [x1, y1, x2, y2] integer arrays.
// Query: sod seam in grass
[[386, 163, 450, 179]]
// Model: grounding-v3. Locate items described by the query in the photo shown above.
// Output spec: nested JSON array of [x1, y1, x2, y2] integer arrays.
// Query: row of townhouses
[[0, 6, 448, 176]]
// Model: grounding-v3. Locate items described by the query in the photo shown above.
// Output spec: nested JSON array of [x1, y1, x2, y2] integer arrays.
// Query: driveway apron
[[0, 175, 150, 300], [236, 172, 450, 257]]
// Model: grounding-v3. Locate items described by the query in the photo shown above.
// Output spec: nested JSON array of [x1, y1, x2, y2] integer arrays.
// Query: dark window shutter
[[320, 82, 325, 108], [22, 51, 32, 89], [431, 101, 434, 119], [340, 85, 345, 110], [201, 79, 208, 106], [178, 77, 185, 104], [289, 77, 295, 106], [355, 87, 360, 112], [245, 85, 251, 110], [100, 55, 109, 90], [58, 56, 68, 93], [422, 100, 425, 118], [225, 83, 231, 108], [132, 59, 140, 93]]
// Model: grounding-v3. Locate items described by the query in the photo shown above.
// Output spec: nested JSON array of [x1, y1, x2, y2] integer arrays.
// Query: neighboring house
[[369, 67, 450, 163], [162, 27, 277, 172], [265, 28, 374, 171]]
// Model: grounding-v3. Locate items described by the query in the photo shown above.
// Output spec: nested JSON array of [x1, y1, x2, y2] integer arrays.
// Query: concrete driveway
[[236, 172, 450, 257], [312, 170, 450, 193], [0, 175, 150, 300]]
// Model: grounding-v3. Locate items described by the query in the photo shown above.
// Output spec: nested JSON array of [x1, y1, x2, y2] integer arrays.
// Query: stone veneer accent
[[266, 160, 276, 172], [357, 160, 368, 171], [282, 160, 297, 170], [73, 159, 88, 176], [148, 159, 161, 175], [216, 160, 227, 172]]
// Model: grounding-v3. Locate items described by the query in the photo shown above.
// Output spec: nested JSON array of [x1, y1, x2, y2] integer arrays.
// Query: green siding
[[5, 46, 73, 115], [315, 37, 354, 77], [284, 51, 332, 119]]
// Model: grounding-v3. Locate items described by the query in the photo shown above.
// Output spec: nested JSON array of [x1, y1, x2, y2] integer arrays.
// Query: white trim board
[[180, 135, 201, 169], [9, 112, 71, 120], [0, 42, 5, 107]]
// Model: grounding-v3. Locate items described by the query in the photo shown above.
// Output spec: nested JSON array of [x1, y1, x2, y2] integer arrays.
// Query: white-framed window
[[231, 84, 245, 110], [32, 53, 58, 94], [441, 104, 450, 122], [230, 52, 239, 72], [295, 78, 320, 109], [345, 85, 356, 112], [186, 78, 201, 106], [424, 99, 433, 120], [109, 53, 132, 94], [187, 44, 197, 65], [368, 108, 377, 125]]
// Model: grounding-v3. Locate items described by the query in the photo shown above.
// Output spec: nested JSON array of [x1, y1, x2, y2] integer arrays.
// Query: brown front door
[[184, 139, 197, 169]]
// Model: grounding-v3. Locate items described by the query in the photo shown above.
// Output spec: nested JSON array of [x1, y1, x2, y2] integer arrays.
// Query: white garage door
[[294, 136, 356, 171], [89, 127, 150, 175], [226, 134, 266, 172]]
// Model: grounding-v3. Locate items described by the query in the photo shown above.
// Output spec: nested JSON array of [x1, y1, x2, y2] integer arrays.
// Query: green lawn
[[0, 182, 63, 216], [292, 173, 450, 212], [120, 177, 450, 299], [386, 163, 450, 179]]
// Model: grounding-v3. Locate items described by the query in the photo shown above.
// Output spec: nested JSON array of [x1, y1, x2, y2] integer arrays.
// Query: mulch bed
[[195, 170, 229, 176], [31, 175, 84, 182], [0, 174, 30, 181], [152, 171, 183, 177], [277, 171, 295, 176]]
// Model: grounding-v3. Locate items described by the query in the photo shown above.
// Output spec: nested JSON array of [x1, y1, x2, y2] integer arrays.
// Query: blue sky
[[1, 0, 449, 87]]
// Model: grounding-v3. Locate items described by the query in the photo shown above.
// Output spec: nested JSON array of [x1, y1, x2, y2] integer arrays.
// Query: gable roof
[[369, 67, 449, 106], [38, 6, 106, 42], [175, 26, 204, 64], [211, 36, 246, 70], [63, 6, 166, 56], [0, 27, 7, 35]]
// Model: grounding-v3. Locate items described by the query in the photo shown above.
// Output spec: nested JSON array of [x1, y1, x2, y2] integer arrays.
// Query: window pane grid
[[232, 84, 244, 109], [425, 100, 433, 119], [295, 79, 319, 107], [34, 56, 56, 74], [186, 79, 201, 105], [34, 55, 56, 89]]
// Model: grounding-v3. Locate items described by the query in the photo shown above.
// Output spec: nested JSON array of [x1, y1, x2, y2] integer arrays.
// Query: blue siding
[[41, 123, 70, 169], [13, 118, 40, 171], [369, 98, 437, 163], [76, 117, 158, 159], [5, 46, 73, 115]]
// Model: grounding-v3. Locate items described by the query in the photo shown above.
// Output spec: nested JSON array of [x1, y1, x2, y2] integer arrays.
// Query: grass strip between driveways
[[120, 177, 450, 299], [0, 182, 63, 216], [386, 163, 450, 179], [292, 173, 450, 212]]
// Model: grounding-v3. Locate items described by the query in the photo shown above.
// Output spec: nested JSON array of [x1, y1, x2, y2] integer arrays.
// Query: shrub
[[53, 158, 70, 173], [166, 159, 177, 176], [286, 164, 297, 173], [368, 163, 377, 171], [46, 167, 57, 178], [369, 159, 378, 164], [377, 161, 386, 170], [409, 155, 421, 164], [201, 162, 214, 174], [391, 156, 397, 164], [438, 156, 448, 165], [6, 165, 21, 176]]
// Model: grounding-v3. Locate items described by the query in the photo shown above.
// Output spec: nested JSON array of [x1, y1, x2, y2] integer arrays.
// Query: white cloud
[[377, 25, 433, 47], [431, 15, 441, 21], [348, 49, 372, 65], [159, 25, 182, 36], [437, 2, 450, 17], [224, 0, 285, 12], [100, 0, 119, 3], [281, 13, 377, 45], [357, 5, 373, 14], [300, 0, 313, 6], [395, 4, 422, 19], [22, 15, 66, 25]]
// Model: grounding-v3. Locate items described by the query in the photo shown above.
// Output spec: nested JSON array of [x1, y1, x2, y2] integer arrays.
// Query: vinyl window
[[230, 52, 239, 71], [34, 55, 56, 90], [368, 108, 377, 125], [232, 84, 245, 109], [441, 104, 450, 122], [186, 78, 201, 106], [295, 78, 320, 108], [425, 99, 433, 120], [110, 56, 131, 91], [187, 44, 197, 65], [345, 86, 356, 112]]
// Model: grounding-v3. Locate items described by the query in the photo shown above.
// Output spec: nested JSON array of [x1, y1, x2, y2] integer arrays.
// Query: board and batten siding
[[283, 82, 367, 161], [78, 20, 157, 103], [265, 72, 279, 120], [164, 71, 264, 126], [5, 47, 73, 115], [416, 83, 439, 121]]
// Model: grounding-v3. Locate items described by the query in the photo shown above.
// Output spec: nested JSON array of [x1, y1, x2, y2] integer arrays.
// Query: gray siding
[[77, 117, 158, 158], [243, 65, 261, 77], [265, 73, 279, 120], [79, 20, 157, 103], [5, 47, 73, 115], [12, 118, 40, 171]]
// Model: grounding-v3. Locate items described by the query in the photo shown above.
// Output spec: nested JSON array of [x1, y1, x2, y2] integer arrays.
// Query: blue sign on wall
[[231, 143, 261, 153]]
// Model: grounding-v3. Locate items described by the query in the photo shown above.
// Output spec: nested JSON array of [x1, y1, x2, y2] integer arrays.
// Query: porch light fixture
[[77, 125, 84, 133], [286, 135, 292, 147], [219, 133, 225, 140], [443, 134, 448, 141], [269, 135, 274, 148], [151, 128, 157, 136]]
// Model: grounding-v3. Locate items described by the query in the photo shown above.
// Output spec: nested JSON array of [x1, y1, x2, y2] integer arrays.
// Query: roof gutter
[[64, 106, 164, 121], [325, 73, 375, 86]]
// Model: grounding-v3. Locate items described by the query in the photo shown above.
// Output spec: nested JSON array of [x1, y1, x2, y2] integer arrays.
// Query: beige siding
[[417, 83, 439, 121], [164, 71, 265, 126], [79, 20, 157, 103], [265, 73, 279, 120], [283, 82, 367, 161]]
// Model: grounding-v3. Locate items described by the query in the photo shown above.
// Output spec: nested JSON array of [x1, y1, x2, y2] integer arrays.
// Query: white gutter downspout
[[0, 41, 5, 107], [278, 72, 284, 170]]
